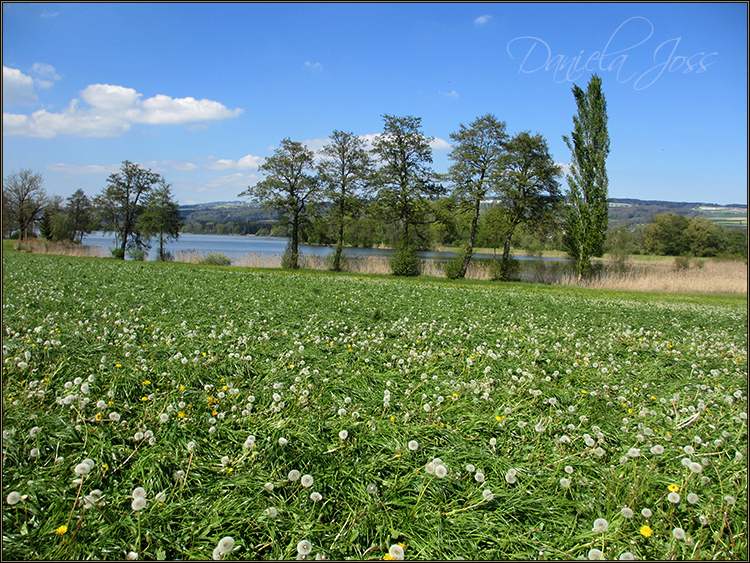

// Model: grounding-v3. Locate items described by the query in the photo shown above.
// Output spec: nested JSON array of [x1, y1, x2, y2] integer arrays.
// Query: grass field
[[2, 250, 747, 560]]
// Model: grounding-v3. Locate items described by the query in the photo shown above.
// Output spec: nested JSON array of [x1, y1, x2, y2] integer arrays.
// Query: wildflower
[[265, 506, 278, 517], [132, 487, 146, 499], [560, 478, 571, 488], [668, 492, 681, 504], [339, 430, 348, 440], [301, 474, 314, 488], [724, 495, 736, 505], [639, 525, 653, 538], [668, 484, 679, 492], [367, 483, 378, 495], [620, 507, 634, 519], [131, 497, 147, 511], [408, 440, 418, 451], [592, 518, 609, 533], [388, 544, 405, 560], [310, 492, 322, 502], [6, 491, 21, 505], [618, 552, 636, 560], [687, 493, 699, 504], [74, 462, 91, 475], [217, 537, 235, 556], [278, 437, 288, 446], [474, 471, 485, 483], [564, 465, 574, 474], [672, 527, 686, 540], [641, 508, 652, 518], [159, 413, 169, 423], [297, 540, 313, 556], [482, 489, 494, 501], [435, 464, 448, 479], [588, 548, 603, 560], [109, 412, 121, 422], [505, 468, 517, 485], [650, 445, 664, 455], [288, 470, 301, 481], [55, 525, 68, 535]]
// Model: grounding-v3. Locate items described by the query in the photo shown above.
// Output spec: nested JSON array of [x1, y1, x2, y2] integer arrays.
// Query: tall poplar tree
[[562, 74, 610, 279]]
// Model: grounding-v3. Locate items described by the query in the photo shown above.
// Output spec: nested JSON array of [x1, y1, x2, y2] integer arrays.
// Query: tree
[[446, 114, 509, 277], [493, 131, 562, 280], [642, 212, 691, 255], [238, 139, 319, 269], [139, 179, 183, 261], [3, 169, 47, 240], [66, 189, 94, 243], [318, 130, 374, 271], [38, 209, 53, 240], [371, 114, 442, 274], [93, 161, 161, 259], [562, 74, 610, 279]]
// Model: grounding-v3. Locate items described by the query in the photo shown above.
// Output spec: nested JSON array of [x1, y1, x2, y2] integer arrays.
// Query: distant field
[[2, 251, 747, 560]]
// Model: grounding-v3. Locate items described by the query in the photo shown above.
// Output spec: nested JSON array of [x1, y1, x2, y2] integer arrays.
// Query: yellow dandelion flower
[[639, 525, 653, 538], [55, 525, 68, 535], [212, 410, 218, 416], [142, 380, 151, 385], [383, 554, 394, 561], [178, 412, 185, 419], [668, 484, 680, 493], [496, 416, 503, 421], [95, 413, 102, 421], [115, 364, 122, 368], [390, 416, 396, 422], [141, 396, 149, 402], [179, 385, 185, 391]]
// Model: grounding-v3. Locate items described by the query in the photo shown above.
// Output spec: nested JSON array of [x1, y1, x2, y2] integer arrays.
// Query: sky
[[3, 2, 748, 206]]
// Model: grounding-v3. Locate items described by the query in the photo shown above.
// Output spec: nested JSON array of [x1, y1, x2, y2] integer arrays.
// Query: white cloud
[[304, 61, 323, 71], [440, 90, 459, 98], [430, 137, 452, 151], [3, 66, 37, 106], [206, 172, 260, 188], [302, 137, 331, 154], [556, 162, 572, 176], [46, 163, 120, 175], [3, 82, 243, 137], [172, 161, 198, 171], [206, 154, 264, 170], [474, 15, 492, 25], [30, 63, 61, 89]]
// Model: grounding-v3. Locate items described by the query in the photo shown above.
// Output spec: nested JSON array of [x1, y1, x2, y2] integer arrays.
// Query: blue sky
[[3, 2, 747, 206]]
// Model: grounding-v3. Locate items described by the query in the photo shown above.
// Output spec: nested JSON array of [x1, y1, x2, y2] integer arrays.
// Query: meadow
[[2, 250, 747, 560]]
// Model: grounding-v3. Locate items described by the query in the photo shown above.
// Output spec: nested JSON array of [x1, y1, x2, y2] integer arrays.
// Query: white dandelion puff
[[74, 462, 91, 475], [109, 412, 121, 422], [310, 491, 322, 502], [288, 470, 301, 481], [672, 527, 686, 540], [265, 506, 278, 517], [6, 491, 21, 505], [482, 489, 494, 500], [687, 493, 699, 504], [641, 508, 652, 518], [408, 440, 418, 451], [588, 548, 603, 560], [620, 507, 634, 519], [297, 540, 313, 556], [132, 487, 147, 499], [131, 497, 147, 511], [435, 464, 448, 478], [264, 482, 274, 492], [217, 536, 235, 555], [560, 478, 571, 488], [388, 544, 405, 560], [475, 471, 485, 483], [301, 474, 314, 488], [278, 437, 288, 446], [592, 518, 609, 532], [668, 492, 681, 504], [339, 430, 348, 440]]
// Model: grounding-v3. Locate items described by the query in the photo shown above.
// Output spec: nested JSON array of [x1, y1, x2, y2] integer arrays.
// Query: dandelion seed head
[[620, 507, 634, 519], [474, 471, 485, 483], [588, 548, 603, 560], [278, 437, 288, 446], [687, 493, 699, 504], [435, 464, 448, 478], [265, 506, 278, 517], [6, 491, 21, 505], [301, 474, 314, 488], [689, 462, 703, 474], [672, 527, 686, 540], [217, 536, 235, 555], [288, 470, 301, 481], [132, 487, 146, 499], [668, 492, 681, 504], [388, 544, 405, 560], [592, 518, 609, 533], [159, 413, 169, 423], [425, 462, 435, 474], [74, 462, 91, 475], [408, 440, 418, 451], [109, 412, 121, 422], [310, 491, 322, 502], [297, 540, 312, 556], [339, 430, 348, 440], [482, 489, 494, 500], [641, 508, 652, 518], [724, 495, 736, 505], [131, 497, 147, 511], [619, 552, 636, 560], [564, 465, 574, 474], [560, 478, 571, 488]]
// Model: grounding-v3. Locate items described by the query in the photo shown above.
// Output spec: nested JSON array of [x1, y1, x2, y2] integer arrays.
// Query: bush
[[127, 247, 147, 261], [444, 249, 470, 280], [110, 248, 125, 260], [390, 237, 419, 276], [489, 257, 520, 281], [281, 242, 299, 269], [198, 252, 232, 266], [325, 250, 349, 272]]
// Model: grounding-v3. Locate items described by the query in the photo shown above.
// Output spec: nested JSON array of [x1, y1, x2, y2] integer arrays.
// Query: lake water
[[83, 232, 571, 262], [81, 232, 574, 281]]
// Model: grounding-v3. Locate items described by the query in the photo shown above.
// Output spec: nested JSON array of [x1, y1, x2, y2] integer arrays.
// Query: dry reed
[[14, 239, 110, 258], [557, 258, 747, 294]]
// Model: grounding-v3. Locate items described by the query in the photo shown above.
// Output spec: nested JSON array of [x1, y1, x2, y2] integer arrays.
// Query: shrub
[[198, 252, 232, 266], [126, 247, 148, 261], [444, 249, 470, 280], [489, 257, 520, 281], [281, 242, 299, 269], [390, 237, 419, 276], [110, 248, 125, 260]]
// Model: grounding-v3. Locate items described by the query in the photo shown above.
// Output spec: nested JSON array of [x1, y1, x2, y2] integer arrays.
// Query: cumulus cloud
[[3, 82, 243, 137], [304, 61, 323, 71], [206, 154, 264, 170], [474, 15, 492, 25], [30, 63, 61, 89], [3, 66, 38, 106], [430, 137, 452, 151], [440, 90, 459, 98]]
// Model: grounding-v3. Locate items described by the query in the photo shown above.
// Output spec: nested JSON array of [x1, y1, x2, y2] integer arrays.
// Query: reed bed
[[13, 239, 110, 258]]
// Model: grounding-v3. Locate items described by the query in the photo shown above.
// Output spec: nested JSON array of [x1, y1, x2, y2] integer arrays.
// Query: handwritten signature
[[507, 17, 718, 90]]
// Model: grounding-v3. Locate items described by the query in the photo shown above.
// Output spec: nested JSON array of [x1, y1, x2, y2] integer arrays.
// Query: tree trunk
[[461, 198, 481, 277], [291, 215, 300, 269]]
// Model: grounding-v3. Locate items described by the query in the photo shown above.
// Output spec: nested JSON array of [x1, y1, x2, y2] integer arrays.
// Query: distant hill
[[178, 199, 747, 231]]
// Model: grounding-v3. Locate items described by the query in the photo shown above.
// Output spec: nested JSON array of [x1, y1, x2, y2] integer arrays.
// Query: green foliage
[[390, 235, 420, 276], [281, 241, 299, 269], [126, 246, 148, 261], [488, 256, 520, 281], [139, 180, 183, 261], [198, 252, 232, 266], [563, 74, 610, 278], [38, 210, 53, 240], [3, 169, 47, 240], [110, 247, 125, 259]]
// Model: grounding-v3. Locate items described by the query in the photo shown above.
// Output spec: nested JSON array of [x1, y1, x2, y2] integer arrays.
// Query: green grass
[[2, 250, 747, 560]]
